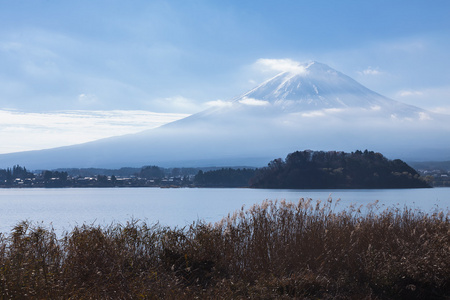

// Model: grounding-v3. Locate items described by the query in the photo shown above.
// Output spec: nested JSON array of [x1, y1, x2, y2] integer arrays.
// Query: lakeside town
[[6, 174, 195, 188], [0, 165, 197, 188], [1, 154, 449, 188]]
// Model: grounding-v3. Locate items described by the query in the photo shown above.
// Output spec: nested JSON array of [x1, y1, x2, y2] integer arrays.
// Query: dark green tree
[[139, 166, 164, 180]]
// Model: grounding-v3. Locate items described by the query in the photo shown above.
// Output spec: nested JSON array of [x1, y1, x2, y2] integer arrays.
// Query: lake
[[0, 187, 449, 234]]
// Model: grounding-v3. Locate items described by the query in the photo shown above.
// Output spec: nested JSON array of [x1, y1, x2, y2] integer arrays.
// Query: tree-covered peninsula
[[249, 150, 429, 189]]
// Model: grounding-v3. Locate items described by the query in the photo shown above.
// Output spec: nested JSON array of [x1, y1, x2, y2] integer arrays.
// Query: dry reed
[[0, 198, 448, 299]]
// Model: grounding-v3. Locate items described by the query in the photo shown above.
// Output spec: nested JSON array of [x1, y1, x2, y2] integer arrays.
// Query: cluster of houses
[[0, 173, 195, 188], [417, 169, 450, 187]]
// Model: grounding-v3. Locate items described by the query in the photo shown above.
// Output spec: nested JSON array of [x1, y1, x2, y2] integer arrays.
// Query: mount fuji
[[1, 61, 449, 169]]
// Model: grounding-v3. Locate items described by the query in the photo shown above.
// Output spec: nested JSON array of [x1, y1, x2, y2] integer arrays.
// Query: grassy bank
[[0, 199, 448, 299]]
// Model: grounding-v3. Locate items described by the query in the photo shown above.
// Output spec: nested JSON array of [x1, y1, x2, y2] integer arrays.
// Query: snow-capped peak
[[233, 61, 426, 117]]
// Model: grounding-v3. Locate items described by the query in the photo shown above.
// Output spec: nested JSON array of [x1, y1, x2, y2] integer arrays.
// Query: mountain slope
[[0, 61, 449, 169]]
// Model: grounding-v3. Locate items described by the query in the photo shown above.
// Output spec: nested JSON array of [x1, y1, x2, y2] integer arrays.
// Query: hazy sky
[[1, 0, 449, 153]]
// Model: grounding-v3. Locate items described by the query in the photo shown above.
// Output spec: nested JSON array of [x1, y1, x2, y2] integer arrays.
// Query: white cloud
[[238, 97, 270, 106], [418, 112, 432, 121], [359, 66, 382, 76], [204, 99, 233, 108], [301, 110, 325, 118], [398, 90, 423, 97], [0, 109, 189, 154], [326, 108, 345, 114], [300, 108, 344, 118], [254, 58, 309, 75], [392, 87, 450, 112], [430, 106, 450, 115]]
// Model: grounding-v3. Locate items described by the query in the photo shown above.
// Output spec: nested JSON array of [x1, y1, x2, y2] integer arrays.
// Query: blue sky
[[0, 0, 449, 152]]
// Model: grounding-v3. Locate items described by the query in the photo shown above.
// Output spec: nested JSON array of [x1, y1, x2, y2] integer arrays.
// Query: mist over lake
[[1, 187, 448, 235]]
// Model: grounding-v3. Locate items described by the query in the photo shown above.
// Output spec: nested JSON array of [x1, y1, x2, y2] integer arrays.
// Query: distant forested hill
[[249, 150, 429, 189], [408, 161, 450, 172], [194, 168, 256, 187]]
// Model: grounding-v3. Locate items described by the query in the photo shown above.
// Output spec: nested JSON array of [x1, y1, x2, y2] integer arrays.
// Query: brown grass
[[0, 198, 448, 299]]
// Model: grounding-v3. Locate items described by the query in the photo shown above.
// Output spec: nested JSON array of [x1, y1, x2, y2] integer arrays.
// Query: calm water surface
[[0, 187, 449, 234]]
